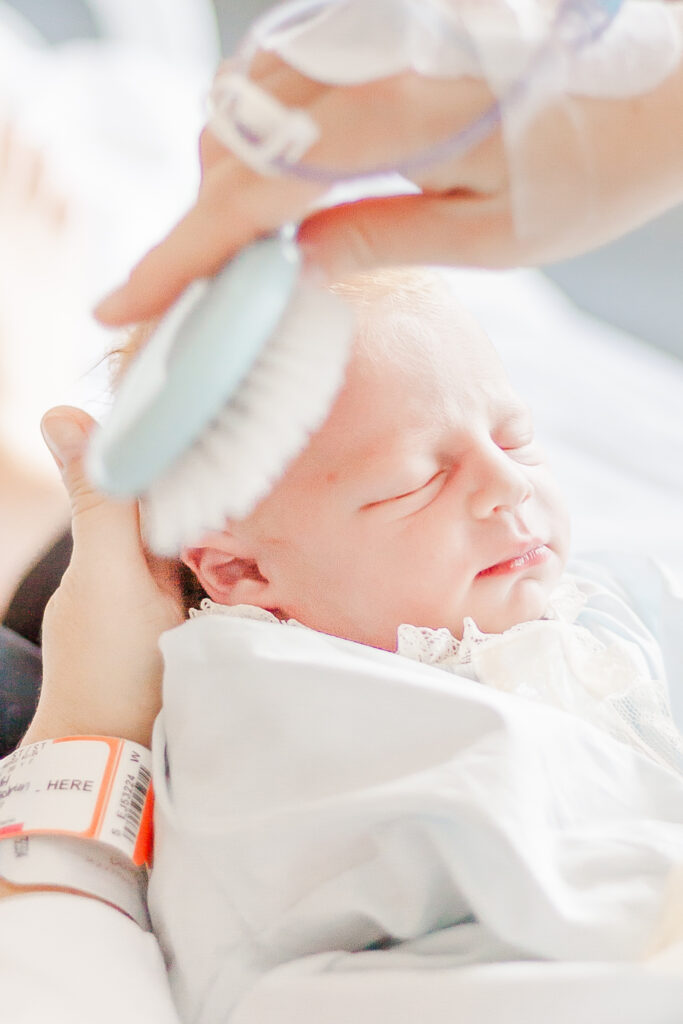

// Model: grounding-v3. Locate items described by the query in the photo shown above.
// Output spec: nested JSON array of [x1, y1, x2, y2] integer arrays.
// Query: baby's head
[[183, 267, 571, 650]]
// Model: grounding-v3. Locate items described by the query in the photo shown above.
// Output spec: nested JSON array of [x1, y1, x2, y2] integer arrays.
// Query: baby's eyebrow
[[322, 440, 423, 499], [334, 429, 420, 479]]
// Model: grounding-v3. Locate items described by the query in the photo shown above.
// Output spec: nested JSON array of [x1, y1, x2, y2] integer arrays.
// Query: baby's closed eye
[[499, 436, 544, 466], [361, 469, 448, 516], [494, 411, 542, 465]]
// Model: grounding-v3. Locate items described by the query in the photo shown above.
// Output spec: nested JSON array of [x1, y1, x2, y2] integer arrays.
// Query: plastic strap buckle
[[208, 71, 320, 175]]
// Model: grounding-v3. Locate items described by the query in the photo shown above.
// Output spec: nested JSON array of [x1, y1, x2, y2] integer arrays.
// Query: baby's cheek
[[536, 471, 570, 545], [551, 493, 572, 565]]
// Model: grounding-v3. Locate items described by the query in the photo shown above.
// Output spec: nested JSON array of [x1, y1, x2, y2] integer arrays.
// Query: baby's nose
[[467, 444, 532, 520]]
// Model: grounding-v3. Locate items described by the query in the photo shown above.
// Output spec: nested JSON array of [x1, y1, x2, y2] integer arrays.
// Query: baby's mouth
[[477, 544, 551, 578]]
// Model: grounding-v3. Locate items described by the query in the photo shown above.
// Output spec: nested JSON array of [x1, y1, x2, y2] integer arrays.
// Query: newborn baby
[[181, 267, 571, 649], [172, 265, 680, 769], [147, 267, 683, 1024]]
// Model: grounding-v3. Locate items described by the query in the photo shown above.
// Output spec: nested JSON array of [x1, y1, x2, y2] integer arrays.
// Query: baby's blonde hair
[[331, 266, 455, 354], [108, 318, 159, 387], [112, 265, 454, 380], [329, 267, 468, 396]]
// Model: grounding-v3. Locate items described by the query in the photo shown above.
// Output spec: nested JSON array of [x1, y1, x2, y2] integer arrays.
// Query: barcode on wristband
[[122, 764, 152, 846], [98, 743, 154, 866]]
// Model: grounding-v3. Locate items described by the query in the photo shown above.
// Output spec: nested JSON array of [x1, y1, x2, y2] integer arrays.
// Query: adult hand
[[95, 8, 683, 327], [23, 406, 185, 749], [94, 62, 509, 326]]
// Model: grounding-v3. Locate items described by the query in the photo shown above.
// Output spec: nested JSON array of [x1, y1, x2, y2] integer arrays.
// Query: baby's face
[[192, 284, 570, 650]]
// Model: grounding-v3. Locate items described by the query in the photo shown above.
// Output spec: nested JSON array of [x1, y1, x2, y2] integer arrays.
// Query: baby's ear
[[181, 530, 271, 609]]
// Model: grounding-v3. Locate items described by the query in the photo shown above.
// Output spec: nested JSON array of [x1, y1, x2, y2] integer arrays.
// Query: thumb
[[298, 192, 514, 277], [40, 406, 144, 560]]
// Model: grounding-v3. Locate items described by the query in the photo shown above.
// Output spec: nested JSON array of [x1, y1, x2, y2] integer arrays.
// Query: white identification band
[[0, 833, 151, 930], [0, 737, 154, 926], [208, 71, 320, 175]]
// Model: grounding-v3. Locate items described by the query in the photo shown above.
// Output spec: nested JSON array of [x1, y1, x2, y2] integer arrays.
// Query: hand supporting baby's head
[[180, 267, 570, 650]]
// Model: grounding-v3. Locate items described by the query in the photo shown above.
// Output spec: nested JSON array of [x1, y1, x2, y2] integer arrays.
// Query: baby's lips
[[478, 543, 550, 577]]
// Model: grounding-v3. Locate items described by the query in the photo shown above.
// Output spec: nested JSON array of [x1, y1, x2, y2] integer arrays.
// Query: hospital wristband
[[0, 737, 154, 929], [0, 833, 151, 929]]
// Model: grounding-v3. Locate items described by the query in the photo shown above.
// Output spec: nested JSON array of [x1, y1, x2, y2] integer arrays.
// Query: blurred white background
[[0, 0, 681, 613], [0, 0, 219, 608]]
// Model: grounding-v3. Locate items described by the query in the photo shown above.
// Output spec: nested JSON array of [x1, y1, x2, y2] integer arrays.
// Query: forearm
[[0, 763, 172, 1016], [0, 887, 181, 1023], [567, 3, 683, 248], [591, 8, 683, 222]]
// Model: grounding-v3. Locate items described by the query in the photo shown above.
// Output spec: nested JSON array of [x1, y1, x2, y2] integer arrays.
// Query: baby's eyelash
[[392, 470, 447, 501], [495, 406, 535, 451], [500, 437, 533, 451], [502, 439, 543, 465], [362, 470, 447, 511]]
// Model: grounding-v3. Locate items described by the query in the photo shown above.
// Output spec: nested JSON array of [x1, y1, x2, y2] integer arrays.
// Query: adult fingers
[[93, 65, 503, 324], [94, 66, 492, 325], [40, 406, 145, 564], [96, 55, 327, 326], [297, 191, 519, 278], [96, 186, 515, 327], [94, 162, 321, 325]]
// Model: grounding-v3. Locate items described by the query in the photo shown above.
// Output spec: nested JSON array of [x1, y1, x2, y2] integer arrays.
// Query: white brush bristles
[[142, 283, 355, 555]]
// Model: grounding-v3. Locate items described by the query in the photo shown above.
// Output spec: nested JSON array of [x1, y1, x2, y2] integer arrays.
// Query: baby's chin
[[464, 576, 560, 637]]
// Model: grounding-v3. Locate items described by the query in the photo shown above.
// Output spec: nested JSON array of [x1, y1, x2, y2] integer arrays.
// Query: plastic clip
[[208, 71, 320, 176]]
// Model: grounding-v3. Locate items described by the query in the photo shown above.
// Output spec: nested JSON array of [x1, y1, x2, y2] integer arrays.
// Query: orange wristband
[[0, 736, 153, 867], [0, 738, 154, 929]]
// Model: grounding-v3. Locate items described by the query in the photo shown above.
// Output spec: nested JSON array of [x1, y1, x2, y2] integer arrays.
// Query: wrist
[[22, 710, 73, 748], [22, 701, 155, 749]]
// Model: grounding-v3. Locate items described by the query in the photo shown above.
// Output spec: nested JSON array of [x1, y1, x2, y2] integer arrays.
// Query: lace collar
[[188, 579, 683, 774], [188, 576, 590, 669]]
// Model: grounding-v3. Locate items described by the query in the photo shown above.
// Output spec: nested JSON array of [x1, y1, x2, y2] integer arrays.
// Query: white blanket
[[149, 582, 683, 1024]]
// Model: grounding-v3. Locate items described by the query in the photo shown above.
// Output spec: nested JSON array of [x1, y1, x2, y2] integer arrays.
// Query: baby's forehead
[[251, 277, 520, 524], [303, 293, 512, 466], [347, 288, 507, 402]]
